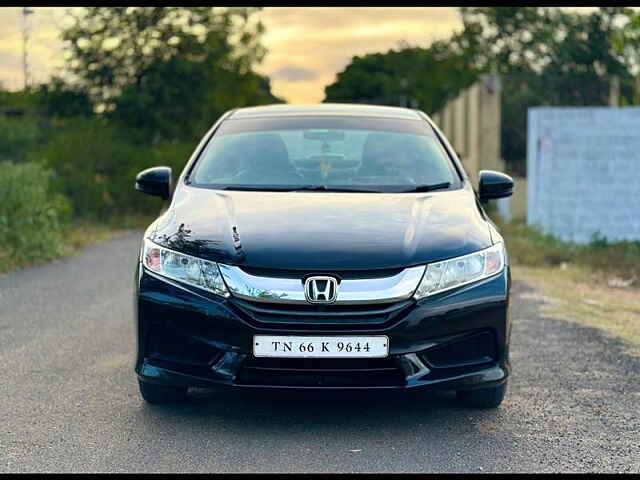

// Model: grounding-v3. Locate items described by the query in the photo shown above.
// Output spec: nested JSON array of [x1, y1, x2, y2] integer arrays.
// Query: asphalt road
[[1, 231, 639, 473]]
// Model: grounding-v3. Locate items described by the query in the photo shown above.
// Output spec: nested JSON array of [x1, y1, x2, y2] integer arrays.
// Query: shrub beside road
[[496, 218, 640, 283], [0, 155, 153, 273], [0, 161, 70, 271]]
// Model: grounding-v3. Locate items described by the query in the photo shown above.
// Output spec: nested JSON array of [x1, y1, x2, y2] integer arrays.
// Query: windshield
[[189, 116, 460, 192]]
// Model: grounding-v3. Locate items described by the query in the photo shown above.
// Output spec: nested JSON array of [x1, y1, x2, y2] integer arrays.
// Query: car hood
[[148, 184, 492, 271]]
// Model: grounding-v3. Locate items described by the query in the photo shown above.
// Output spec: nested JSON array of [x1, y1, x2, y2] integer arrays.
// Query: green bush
[[32, 119, 142, 218], [149, 140, 196, 177], [0, 161, 71, 266], [30, 119, 197, 219], [0, 115, 43, 162]]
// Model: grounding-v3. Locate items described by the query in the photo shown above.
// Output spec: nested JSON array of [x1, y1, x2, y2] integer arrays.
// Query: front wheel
[[457, 382, 507, 409], [138, 380, 188, 404]]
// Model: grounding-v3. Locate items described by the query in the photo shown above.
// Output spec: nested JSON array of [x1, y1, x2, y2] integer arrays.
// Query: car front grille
[[228, 297, 414, 330]]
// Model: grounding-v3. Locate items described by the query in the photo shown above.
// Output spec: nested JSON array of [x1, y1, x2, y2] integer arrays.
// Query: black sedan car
[[134, 104, 514, 408]]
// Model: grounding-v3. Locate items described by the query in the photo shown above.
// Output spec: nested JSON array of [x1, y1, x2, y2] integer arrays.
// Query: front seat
[[238, 133, 302, 184], [356, 132, 396, 178]]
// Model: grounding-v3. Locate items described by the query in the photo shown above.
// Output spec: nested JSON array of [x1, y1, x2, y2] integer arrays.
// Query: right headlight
[[141, 239, 229, 297], [414, 242, 505, 299]]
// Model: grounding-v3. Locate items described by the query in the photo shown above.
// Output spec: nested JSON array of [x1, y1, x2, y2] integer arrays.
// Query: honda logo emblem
[[304, 276, 338, 304]]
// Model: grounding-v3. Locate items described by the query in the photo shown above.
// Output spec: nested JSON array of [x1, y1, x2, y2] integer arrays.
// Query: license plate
[[253, 335, 389, 358]]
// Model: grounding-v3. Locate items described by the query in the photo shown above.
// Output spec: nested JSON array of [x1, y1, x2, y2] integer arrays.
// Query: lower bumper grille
[[236, 356, 406, 387]]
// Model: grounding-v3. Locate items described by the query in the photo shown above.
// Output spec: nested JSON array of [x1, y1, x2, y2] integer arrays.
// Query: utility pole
[[609, 75, 620, 107], [21, 7, 34, 90]]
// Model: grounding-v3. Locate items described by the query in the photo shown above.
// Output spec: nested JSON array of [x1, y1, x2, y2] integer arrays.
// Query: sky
[[0, 7, 601, 104], [0, 7, 463, 104]]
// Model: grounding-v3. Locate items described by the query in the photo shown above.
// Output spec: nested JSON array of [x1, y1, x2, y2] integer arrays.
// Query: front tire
[[139, 380, 188, 404], [457, 382, 507, 409]]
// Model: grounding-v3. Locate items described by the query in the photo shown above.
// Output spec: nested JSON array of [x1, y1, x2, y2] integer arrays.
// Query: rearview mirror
[[135, 166, 172, 200], [479, 170, 513, 203], [303, 129, 345, 141]]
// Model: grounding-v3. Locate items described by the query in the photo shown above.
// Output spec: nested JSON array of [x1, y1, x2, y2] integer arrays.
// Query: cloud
[[257, 7, 462, 103], [0, 7, 636, 103], [271, 65, 320, 83], [0, 7, 463, 101]]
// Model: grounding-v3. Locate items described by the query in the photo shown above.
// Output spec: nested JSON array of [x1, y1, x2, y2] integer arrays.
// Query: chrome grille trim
[[218, 264, 426, 305]]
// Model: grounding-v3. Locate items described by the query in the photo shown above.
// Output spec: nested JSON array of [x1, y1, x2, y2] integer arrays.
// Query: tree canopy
[[325, 7, 640, 176], [324, 40, 478, 115], [39, 7, 281, 142], [458, 7, 637, 174]]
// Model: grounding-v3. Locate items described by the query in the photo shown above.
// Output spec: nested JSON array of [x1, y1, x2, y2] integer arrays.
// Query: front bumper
[[134, 265, 511, 391]]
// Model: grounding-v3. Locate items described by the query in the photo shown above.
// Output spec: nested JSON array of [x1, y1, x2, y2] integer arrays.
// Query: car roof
[[228, 103, 424, 120]]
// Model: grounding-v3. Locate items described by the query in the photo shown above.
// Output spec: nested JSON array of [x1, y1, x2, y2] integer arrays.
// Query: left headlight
[[414, 242, 505, 299], [142, 239, 229, 297]]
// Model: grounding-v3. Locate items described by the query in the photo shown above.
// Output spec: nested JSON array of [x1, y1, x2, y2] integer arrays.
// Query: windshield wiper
[[401, 182, 451, 193], [215, 185, 382, 193], [218, 184, 449, 193], [291, 185, 383, 193], [217, 185, 296, 191]]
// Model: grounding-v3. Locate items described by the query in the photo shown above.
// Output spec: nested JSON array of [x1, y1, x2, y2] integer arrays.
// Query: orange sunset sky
[[0, 7, 599, 104]]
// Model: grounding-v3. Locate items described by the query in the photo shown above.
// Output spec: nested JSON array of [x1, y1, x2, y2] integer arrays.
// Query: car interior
[[193, 129, 454, 186]]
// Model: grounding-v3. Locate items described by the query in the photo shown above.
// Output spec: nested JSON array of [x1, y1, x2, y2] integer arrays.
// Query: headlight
[[142, 239, 229, 297], [414, 243, 505, 299]]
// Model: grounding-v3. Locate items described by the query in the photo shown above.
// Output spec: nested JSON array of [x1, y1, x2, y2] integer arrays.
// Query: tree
[[109, 51, 281, 142], [35, 77, 93, 119], [324, 41, 478, 115], [613, 10, 640, 103], [61, 7, 264, 108], [454, 7, 637, 175], [55, 7, 280, 142]]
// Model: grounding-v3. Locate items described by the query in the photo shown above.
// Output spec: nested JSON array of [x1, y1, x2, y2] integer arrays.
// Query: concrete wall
[[432, 74, 504, 186], [432, 74, 530, 222], [527, 107, 640, 243]]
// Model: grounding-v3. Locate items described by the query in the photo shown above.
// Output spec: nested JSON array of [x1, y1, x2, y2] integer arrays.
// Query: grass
[[514, 264, 640, 356], [494, 216, 640, 355], [0, 213, 154, 274], [495, 218, 640, 288]]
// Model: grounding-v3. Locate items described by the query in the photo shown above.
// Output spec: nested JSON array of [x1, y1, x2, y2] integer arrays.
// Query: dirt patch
[[513, 263, 640, 357]]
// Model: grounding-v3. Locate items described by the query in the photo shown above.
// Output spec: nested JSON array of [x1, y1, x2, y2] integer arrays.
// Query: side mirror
[[135, 166, 172, 200], [479, 170, 513, 203]]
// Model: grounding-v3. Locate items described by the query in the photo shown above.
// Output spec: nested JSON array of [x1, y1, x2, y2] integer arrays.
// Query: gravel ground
[[0, 231, 638, 473]]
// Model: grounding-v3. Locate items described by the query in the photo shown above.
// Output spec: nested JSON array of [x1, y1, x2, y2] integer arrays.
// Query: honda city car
[[133, 104, 514, 408]]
